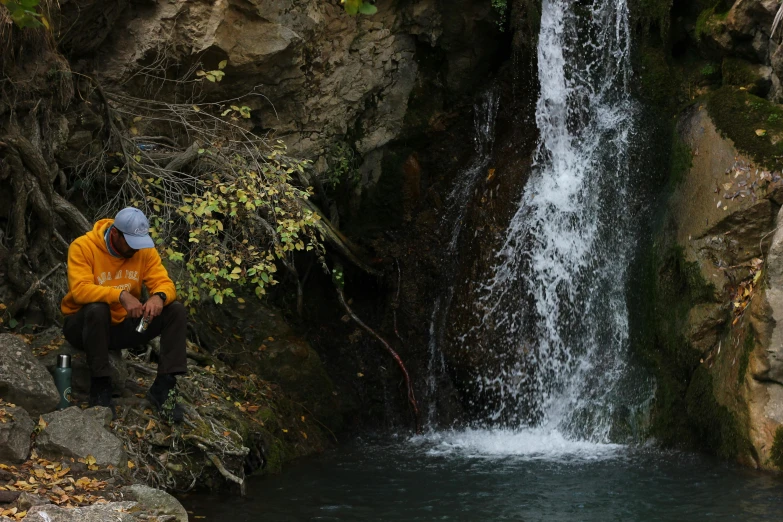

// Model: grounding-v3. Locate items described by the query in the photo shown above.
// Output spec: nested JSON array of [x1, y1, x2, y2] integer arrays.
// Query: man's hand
[[142, 294, 164, 321], [120, 291, 144, 318]]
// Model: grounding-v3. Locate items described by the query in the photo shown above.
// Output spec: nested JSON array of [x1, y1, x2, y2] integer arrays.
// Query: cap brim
[[124, 233, 155, 249]]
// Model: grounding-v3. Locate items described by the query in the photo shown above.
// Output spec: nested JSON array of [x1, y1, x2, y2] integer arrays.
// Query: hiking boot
[[89, 376, 115, 412], [147, 374, 184, 424]]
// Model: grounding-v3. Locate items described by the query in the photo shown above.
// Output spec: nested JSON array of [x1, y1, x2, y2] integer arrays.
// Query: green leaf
[[358, 2, 377, 15], [343, 0, 360, 15], [8, 318, 18, 329], [218, 59, 228, 70]]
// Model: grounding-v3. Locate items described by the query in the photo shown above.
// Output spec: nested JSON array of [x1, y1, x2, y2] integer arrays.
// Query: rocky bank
[[633, 0, 783, 470]]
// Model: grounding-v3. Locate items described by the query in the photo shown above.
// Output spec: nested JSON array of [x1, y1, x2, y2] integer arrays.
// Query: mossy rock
[[638, 46, 681, 110], [771, 426, 783, 469], [695, 5, 729, 41], [670, 127, 693, 185], [631, 0, 673, 35], [707, 86, 783, 170], [684, 366, 749, 459], [631, 244, 722, 449], [722, 58, 772, 97]]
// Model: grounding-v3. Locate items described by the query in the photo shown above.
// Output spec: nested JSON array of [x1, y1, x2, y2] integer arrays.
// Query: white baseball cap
[[114, 207, 155, 249]]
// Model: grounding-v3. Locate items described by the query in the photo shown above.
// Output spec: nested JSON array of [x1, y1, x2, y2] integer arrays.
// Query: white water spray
[[470, 0, 646, 442]]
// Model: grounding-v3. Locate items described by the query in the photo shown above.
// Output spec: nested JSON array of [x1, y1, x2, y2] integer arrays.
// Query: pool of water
[[183, 429, 783, 521]]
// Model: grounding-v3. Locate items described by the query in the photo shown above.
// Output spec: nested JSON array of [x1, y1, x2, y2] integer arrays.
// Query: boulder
[[36, 407, 124, 467], [82, 406, 113, 428], [120, 484, 188, 522], [0, 404, 34, 463], [26, 501, 138, 522], [0, 334, 59, 416]]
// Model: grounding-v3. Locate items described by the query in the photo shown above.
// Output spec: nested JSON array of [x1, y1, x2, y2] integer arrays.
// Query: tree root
[[206, 453, 245, 496], [6, 262, 62, 318]]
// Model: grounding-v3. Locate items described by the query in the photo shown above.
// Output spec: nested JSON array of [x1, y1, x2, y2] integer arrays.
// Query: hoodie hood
[[87, 219, 114, 254]]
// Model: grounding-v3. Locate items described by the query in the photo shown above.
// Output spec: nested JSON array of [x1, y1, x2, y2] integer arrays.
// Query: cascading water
[[471, 0, 649, 441], [421, 0, 655, 452]]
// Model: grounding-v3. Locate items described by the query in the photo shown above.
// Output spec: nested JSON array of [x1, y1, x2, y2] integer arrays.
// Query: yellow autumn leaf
[[127, 461, 135, 469], [755, 129, 767, 136]]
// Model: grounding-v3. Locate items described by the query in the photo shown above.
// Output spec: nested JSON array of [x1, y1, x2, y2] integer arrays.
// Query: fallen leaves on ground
[[0, 456, 109, 509], [0, 399, 16, 424], [31, 336, 64, 357]]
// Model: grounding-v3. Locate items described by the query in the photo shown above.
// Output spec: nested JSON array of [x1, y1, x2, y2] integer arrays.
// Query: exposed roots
[[112, 351, 327, 493]]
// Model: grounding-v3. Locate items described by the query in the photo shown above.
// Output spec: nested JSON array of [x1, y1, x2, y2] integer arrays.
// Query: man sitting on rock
[[61, 207, 186, 423]]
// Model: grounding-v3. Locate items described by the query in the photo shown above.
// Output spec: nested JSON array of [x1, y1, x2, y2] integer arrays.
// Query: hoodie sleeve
[[143, 248, 177, 304], [67, 242, 123, 305]]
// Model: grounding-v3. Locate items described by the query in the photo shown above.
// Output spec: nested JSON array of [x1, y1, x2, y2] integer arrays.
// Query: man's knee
[[83, 303, 111, 325], [165, 301, 187, 323]]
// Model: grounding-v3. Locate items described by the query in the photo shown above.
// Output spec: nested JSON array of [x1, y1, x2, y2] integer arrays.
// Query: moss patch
[[722, 58, 760, 88], [771, 426, 783, 469], [695, 5, 729, 41], [638, 46, 681, 110], [707, 86, 783, 169], [670, 128, 693, 185], [631, 0, 673, 37], [685, 366, 747, 459], [632, 244, 716, 445]]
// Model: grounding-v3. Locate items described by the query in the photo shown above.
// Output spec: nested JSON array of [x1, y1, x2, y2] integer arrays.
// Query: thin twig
[[335, 283, 421, 434]]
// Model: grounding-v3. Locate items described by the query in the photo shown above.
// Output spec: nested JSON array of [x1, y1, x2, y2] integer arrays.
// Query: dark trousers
[[63, 302, 188, 379]]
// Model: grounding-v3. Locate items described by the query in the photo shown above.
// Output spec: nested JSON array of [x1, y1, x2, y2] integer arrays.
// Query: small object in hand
[[136, 316, 149, 333]]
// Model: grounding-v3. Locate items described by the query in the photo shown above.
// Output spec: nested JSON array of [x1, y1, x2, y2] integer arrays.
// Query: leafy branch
[[0, 0, 49, 29]]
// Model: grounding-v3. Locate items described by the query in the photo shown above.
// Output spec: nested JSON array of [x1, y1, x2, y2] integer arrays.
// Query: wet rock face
[[0, 404, 34, 463], [0, 334, 59, 417], [35, 407, 125, 467], [644, 101, 783, 468]]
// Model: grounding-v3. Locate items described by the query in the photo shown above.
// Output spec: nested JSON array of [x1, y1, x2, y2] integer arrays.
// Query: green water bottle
[[54, 354, 72, 410]]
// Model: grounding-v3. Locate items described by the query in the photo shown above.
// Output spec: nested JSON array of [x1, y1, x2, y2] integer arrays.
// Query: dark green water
[[182, 429, 783, 521]]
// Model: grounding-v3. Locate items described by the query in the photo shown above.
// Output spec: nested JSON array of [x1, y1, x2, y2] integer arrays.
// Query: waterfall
[[470, 0, 649, 441]]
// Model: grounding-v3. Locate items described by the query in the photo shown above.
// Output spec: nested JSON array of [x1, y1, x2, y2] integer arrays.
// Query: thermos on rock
[[54, 354, 72, 410]]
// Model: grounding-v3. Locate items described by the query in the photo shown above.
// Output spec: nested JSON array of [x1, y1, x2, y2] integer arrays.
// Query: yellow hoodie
[[61, 219, 177, 324]]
